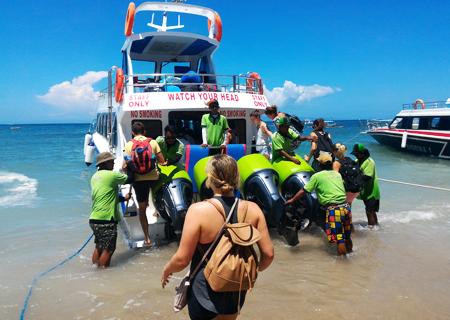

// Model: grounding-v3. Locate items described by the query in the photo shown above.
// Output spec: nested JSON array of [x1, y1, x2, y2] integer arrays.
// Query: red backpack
[[130, 138, 155, 174]]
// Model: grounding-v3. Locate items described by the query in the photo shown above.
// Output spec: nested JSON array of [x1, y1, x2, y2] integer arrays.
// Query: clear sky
[[1, 0, 449, 123]]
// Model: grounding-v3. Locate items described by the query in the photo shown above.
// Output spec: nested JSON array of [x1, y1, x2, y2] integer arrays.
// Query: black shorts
[[364, 199, 380, 212], [188, 291, 218, 320], [89, 220, 117, 252], [133, 180, 157, 203]]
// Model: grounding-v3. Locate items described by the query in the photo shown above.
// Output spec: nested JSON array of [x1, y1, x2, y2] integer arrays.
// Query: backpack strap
[[240, 201, 249, 223], [189, 198, 239, 281]]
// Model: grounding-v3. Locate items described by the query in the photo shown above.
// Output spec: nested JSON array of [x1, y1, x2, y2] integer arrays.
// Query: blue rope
[[19, 233, 94, 320]]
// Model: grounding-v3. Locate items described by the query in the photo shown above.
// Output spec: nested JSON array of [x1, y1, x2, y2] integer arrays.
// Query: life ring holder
[[124, 2, 136, 36], [207, 13, 223, 42], [413, 99, 426, 110], [246, 72, 263, 95], [115, 68, 125, 103]]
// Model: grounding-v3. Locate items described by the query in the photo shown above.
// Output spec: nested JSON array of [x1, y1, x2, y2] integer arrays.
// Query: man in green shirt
[[201, 99, 229, 155], [351, 144, 380, 227], [90, 152, 131, 268], [156, 125, 185, 166], [271, 117, 314, 163], [285, 152, 352, 255]]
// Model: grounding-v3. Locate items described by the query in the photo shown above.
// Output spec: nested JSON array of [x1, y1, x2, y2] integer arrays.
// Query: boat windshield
[[167, 111, 247, 144]]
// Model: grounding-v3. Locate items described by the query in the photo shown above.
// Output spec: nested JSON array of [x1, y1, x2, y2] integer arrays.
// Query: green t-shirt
[[201, 114, 229, 146], [90, 170, 128, 222], [271, 131, 299, 162], [156, 136, 184, 164], [304, 170, 346, 206], [358, 157, 380, 200]]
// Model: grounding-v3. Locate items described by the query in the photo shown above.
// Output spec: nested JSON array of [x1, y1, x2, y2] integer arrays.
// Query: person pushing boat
[[351, 144, 380, 227], [89, 152, 132, 268], [271, 117, 314, 164], [285, 152, 353, 255]]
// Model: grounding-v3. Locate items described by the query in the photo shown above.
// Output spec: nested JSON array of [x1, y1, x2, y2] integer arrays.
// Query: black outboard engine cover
[[243, 169, 284, 228], [156, 178, 193, 238], [281, 171, 319, 224]]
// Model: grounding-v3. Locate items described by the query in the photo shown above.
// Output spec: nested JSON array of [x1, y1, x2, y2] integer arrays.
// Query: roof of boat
[[397, 108, 450, 117], [126, 32, 218, 62]]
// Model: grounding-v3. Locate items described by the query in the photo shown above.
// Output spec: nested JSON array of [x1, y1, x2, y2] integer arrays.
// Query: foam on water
[[0, 172, 38, 207], [380, 209, 440, 224]]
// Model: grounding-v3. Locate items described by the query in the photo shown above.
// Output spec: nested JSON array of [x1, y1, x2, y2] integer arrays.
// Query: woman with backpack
[[333, 143, 363, 205], [305, 118, 335, 172], [161, 154, 274, 320]]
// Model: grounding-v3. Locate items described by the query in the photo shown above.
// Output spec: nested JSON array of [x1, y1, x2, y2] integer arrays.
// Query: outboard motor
[[237, 154, 284, 228], [272, 155, 319, 244], [281, 171, 318, 223], [154, 165, 193, 239], [193, 157, 214, 200]]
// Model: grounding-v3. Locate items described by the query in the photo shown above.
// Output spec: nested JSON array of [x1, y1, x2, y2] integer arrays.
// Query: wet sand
[[3, 199, 450, 320]]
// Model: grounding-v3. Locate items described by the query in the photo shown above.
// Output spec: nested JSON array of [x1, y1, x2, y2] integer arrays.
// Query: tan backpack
[[204, 198, 261, 292]]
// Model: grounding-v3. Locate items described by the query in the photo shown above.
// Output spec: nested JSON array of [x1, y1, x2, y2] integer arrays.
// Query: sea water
[[1, 122, 450, 319]]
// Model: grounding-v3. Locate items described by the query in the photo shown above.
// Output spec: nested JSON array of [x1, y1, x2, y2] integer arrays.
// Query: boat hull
[[368, 129, 450, 159]]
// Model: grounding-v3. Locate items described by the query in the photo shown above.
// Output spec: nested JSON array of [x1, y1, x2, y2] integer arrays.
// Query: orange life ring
[[207, 13, 223, 42], [413, 99, 425, 110], [124, 2, 136, 37], [115, 68, 125, 103], [246, 72, 264, 94]]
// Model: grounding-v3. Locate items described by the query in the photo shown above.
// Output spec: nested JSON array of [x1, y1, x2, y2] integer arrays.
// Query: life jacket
[[339, 157, 365, 193], [204, 199, 260, 293], [313, 130, 334, 159], [130, 138, 155, 174]]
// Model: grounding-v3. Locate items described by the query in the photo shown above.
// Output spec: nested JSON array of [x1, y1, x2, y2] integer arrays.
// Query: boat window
[[162, 62, 191, 75], [431, 117, 440, 130], [227, 119, 247, 144], [411, 117, 420, 130], [438, 117, 450, 130], [96, 113, 107, 137], [168, 111, 205, 144], [132, 60, 156, 75], [167, 111, 247, 145], [130, 60, 157, 91], [389, 117, 404, 129], [418, 117, 430, 130], [131, 120, 162, 139]]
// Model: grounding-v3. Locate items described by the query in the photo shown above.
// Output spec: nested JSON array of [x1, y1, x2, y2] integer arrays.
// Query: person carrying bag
[[162, 154, 274, 320]]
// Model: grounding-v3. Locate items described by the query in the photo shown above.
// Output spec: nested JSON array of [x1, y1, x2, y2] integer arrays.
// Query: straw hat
[[316, 151, 333, 164], [96, 152, 115, 166]]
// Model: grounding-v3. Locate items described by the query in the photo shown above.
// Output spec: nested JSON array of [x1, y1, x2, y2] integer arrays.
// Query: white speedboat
[[367, 99, 450, 159], [83, 1, 318, 248]]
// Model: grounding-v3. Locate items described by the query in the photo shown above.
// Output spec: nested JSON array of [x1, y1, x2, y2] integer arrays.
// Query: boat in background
[[361, 119, 391, 133], [325, 120, 343, 128], [367, 99, 450, 159]]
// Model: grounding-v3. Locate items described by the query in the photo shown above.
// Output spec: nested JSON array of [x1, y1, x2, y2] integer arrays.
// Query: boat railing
[[126, 73, 263, 94], [98, 73, 264, 102], [402, 100, 449, 110]]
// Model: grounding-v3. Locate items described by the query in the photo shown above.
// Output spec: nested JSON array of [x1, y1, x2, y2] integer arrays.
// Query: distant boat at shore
[[367, 99, 450, 159], [303, 119, 344, 128], [10, 126, 21, 130]]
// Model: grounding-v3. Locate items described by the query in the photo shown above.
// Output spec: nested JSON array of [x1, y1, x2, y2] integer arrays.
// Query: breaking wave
[[0, 172, 38, 207]]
